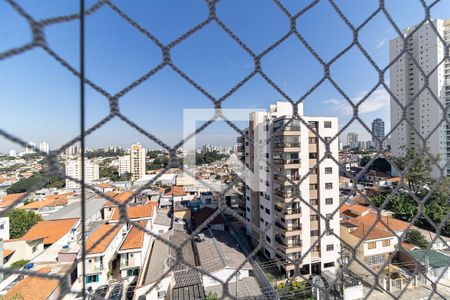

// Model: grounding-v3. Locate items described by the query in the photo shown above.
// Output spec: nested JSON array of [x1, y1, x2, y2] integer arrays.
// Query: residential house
[[134, 228, 204, 300], [101, 191, 137, 220], [195, 229, 252, 289], [108, 202, 158, 226], [78, 223, 124, 288], [4, 267, 69, 300], [20, 193, 72, 216], [408, 249, 450, 282], [118, 220, 152, 279], [3, 218, 79, 267], [159, 186, 187, 208], [151, 208, 172, 236], [0, 192, 31, 211]]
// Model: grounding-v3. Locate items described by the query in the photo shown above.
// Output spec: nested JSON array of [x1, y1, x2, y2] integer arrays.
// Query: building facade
[[65, 159, 100, 189], [39, 142, 50, 154], [390, 19, 450, 177], [240, 102, 340, 277], [130, 143, 146, 180], [371, 118, 385, 149], [118, 155, 131, 176], [346, 132, 359, 149]]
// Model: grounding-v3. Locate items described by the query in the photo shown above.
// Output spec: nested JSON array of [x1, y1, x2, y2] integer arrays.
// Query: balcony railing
[[275, 221, 286, 230], [286, 241, 302, 248], [273, 142, 301, 148], [273, 125, 301, 132], [288, 224, 302, 231], [273, 159, 301, 165]]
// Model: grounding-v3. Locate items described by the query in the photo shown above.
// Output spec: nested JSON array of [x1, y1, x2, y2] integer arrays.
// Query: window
[[325, 167, 332, 174], [326, 244, 334, 251], [158, 291, 166, 299], [311, 230, 319, 236], [266, 236, 271, 243], [324, 121, 332, 128], [309, 137, 317, 144], [0, 224, 4, 230], [309, 184, 317, 190], [85, 275, 99, 284], [326, 229, 334, 236], [325, 183, 333, 189], [367, 254, 384, 266], [265, 208, 270, 215], [309, 153, 317, 159], [382, 240, 391, 247], [32, 246, 37, 253], [310, 199, 318, 205], [368, 242, 376, 249], [324, 262, 335, 268], [325, 198, 333, 205], [310, 215, 319, 221], [324, 137, 331, 143]]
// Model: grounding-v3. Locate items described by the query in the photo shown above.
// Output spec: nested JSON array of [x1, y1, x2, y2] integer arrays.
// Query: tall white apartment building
[[39, 142, 49, 154], [65, 159, 100, 189], [240, 102, 340, 277], [130, 143, 146, 180], [25, 142, 36, 154], [346, 132, 359, 148], [118, 155, 131, 176], [390, 19, 450, 177]]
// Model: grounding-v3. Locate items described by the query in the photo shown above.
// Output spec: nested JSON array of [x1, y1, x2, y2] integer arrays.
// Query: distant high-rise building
[[9, 150, 16, 157], [371, 118, 385, 149], [346, 132, 359, 148], [65, 145, 81, 156], [25, 142, 36, 154], [65, 159, 99, 189], [119, 155, 131, 176], [130, 143, 146, 180], [240, 101, 340, 277], [39, 142, 50, 154], [390, 19, 450, 177]]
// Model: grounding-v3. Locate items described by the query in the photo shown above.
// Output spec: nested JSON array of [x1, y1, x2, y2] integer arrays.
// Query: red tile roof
[[110, 202, 158, 221], [21, 218, 79, 245], [103, 191, 134, 207], [86, 224, 121, 254], [120, 221, 147, 251], [163, 186, 186, 197], [4, 267, 59, 300]]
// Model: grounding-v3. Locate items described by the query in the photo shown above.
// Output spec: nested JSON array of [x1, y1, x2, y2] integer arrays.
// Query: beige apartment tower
[[240, 102, 340, 277], [130, 143, 146, 180]]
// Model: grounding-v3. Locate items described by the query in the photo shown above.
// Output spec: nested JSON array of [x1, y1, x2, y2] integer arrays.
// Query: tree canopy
[[8, 209, 42, 239]]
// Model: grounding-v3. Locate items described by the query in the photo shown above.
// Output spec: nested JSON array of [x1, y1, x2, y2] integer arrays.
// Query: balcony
[[274, 174, 300, 184], [273, 125, 301, 136], [272, 142, 301, 152], [274, 205, 301, 219], [273, 159, 301, 169], [86, 264, 104, 274]]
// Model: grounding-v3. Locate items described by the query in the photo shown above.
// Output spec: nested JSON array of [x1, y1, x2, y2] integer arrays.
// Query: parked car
[[109, 283, 123, 300], [94, 285, 108, 298]]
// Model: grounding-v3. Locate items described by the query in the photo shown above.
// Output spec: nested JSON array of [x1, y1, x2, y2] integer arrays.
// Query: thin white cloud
[[376, 37, 389, 49], [324, 88, 390, 116]]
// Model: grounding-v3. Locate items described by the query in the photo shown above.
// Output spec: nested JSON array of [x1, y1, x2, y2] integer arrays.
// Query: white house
[[117, 220, 152, 279], [195, 229, 252, 288], [78, 223, 124, 288]]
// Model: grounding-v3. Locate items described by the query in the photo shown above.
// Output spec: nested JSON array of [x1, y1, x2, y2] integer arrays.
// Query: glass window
[[325, 198, 333, 205], [326, 244, 334, 251], [368, 242, 376, 249], [324, 121, 332, 128], [382, 239, 391, 247], [309, 184, 318, 190], [310, 215, 319, 221], [325, 183, 333, 189], [325, 167, 332, 174], [324, 262, 335, 268]]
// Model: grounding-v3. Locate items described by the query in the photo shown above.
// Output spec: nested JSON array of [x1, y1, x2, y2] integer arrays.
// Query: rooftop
[[20, 218, 79, 245], [86, 223, 122, 255], [110, 202, 157, 221], [153, 208, 172, 227], [103, 191, 134, 207], [44, 196, 106, 221], [409, 249, 450, 269], [119, 221, 147, 251], [4, 267, 59, 300], [192, 207, 225, 229], [195, 229, 251, 274]]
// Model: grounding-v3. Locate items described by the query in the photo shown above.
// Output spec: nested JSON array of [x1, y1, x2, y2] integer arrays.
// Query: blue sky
[[1, 0, 449, 152]]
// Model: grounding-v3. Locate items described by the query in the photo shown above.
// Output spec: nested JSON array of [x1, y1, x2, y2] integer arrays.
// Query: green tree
[[360, 155, 371, 167], [10, 259, 30, 269], [8, 209, 42, 239], [6, 176, 42, 194], [205, 292, 219, 300], [403, 229, 429, 248], [393, 147, 434, 193]]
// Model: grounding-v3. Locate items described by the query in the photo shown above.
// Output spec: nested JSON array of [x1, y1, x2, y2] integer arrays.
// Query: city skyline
[[2, 1, 450, 152]]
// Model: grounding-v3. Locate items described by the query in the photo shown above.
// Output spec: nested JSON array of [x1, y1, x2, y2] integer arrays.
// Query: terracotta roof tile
[[86, 224, 121, 254], [5, 267, 59, 300], [163, 186, 186, 197], [0, 193, 27, 208], [111, 202, 157, 221], [21, 196, 68, 210], [343, 218, 393, 240], [3, 249, 15, 257], [103, 191, 134, 207], [357, 212, 409, 232], [193, 207, 225, 227], [22, 218, 79, 245], [120, 221, 147, 251]]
